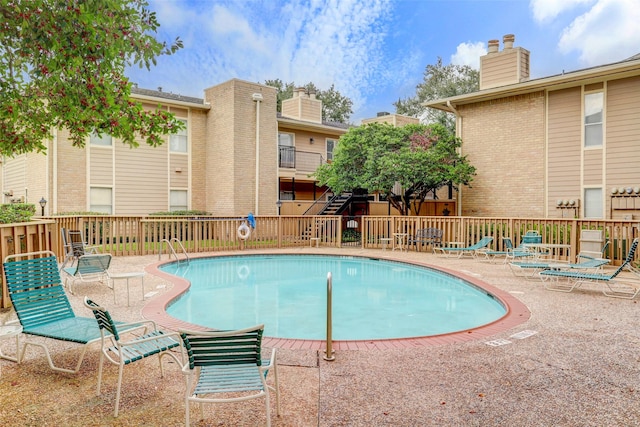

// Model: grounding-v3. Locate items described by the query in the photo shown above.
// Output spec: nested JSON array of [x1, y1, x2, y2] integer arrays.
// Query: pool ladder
[[159, 238, 190, 264]]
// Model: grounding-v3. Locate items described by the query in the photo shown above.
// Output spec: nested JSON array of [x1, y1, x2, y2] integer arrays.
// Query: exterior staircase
[[318, 192, 353, 215]]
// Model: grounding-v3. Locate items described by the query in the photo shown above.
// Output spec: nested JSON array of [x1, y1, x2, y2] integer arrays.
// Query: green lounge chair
[[180, 325, 280, 426], [3, 251, 144, 374], [435, 236, 493, 258], [511, 241, 610, 278], [84, 298, 182, 417], [539, 239, 638, 298]]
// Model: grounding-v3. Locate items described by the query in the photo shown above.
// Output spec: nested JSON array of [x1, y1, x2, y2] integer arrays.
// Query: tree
[[394, 57, 479, 132], [314, 122, 476, 215], [0, 0, 184, 156], [264, 80, 353, 124]]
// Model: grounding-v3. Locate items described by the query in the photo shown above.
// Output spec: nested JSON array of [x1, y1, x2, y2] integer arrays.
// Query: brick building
[[425, 35, 640, 219], [1, 79, 348, 216]]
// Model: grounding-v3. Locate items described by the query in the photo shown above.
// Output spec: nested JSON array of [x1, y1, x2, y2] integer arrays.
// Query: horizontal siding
[[583, 149, 602, 185], [114, 142, 168, 215], [89, 147, 113, 185], [548, 87, 582, 209], [606, 76, 640, 185], [169, 154, 188, 187], [3, 155, 26, 196]]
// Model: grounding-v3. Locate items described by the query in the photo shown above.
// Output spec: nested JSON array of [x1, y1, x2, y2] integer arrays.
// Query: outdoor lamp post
[[275, 200, 282, 215], [39, 197, 47, 216]]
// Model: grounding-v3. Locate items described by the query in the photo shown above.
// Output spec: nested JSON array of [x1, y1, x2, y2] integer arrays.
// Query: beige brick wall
[[55, 129, 88, 213], [204, 79, 278, 216], [458, 91, 546, 217]]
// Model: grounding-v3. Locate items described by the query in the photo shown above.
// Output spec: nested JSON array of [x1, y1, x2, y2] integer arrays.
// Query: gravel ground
[[1, 247, 639, 426]]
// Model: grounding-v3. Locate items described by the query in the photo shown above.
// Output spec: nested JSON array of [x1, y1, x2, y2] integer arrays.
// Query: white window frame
[[89, 187, 113, 214], [170, 189, 188, 212], [326, 138, 336, 162], [584, 91, 603, 148], [583, 187, 603, 219], [170, 119, 188, 153]]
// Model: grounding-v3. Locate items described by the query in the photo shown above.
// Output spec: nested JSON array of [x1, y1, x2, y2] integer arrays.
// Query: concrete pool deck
[[1, 247, 639, 426]]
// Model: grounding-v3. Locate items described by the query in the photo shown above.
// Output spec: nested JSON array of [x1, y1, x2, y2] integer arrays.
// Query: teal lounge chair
[[3, 251, 144, 374], [511, 241, 611, 278], [180, 325, 280, 426], [477, 237, 533, 263], [435, 236, 493, 258], [539, 238, 639, 298]]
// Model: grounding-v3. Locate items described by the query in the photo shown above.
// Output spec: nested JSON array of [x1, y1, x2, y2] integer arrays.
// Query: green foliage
[[148, 210, 211, 216], [315, 122, 476, 215], [0, 203, 36, 224], [0, 0, 184, 155], [264, 79, 353, 124], [394, 57, 479, 132], [342, 229, 361, 243]]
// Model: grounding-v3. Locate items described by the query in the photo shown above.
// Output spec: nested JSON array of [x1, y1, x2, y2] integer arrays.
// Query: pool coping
[[143, 252, 531, 350]]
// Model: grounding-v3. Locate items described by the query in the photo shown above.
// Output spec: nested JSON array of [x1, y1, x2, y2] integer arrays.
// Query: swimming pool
[[160, 255, 507, 341]]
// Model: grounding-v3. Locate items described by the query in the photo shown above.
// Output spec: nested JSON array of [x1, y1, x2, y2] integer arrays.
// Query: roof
[[424, 53, 640, 113], [277, 112, 350, 133], [131, 86, 207, 107]]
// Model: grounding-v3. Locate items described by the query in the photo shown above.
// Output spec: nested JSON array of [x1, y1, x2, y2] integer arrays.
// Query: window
[[90, 131, 112, 146], [584, 92, 603, 147], [278, 132, 295, 168], [170, 190, 188, 212], [170, 119, 188, 152], [90, 187, 112, 214], [326, 139, 336, 162], [584, 188, 603, 218], [278, 132, 294, 147]]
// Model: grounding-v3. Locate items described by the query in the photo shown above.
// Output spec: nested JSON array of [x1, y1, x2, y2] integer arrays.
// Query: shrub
[[149, 210, 211, 216], [0, 203, 36, 224]]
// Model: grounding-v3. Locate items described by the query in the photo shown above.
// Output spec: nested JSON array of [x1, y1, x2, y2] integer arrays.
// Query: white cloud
[[557, 0, 640, 66], [530, 0, 595, 23], [451, 42, 487, 69]]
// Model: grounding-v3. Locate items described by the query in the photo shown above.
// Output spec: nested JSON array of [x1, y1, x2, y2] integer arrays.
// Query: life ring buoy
[[237, 222, 251, 240]]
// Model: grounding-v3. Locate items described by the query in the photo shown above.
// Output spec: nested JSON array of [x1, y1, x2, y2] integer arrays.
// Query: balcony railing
[[278, 146, 325, 172]]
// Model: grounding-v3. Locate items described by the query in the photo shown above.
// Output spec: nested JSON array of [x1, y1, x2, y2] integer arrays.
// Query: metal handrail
[[159, 238, 190, 263], [323, 272, 335, 361], [303, 189, 334, 215]]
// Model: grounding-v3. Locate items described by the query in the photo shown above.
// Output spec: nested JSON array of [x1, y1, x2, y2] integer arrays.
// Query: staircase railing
[[303, 189, 334, 215]]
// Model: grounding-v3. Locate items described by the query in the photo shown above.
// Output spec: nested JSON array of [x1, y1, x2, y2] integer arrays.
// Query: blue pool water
[[161, 255, 506, 341]]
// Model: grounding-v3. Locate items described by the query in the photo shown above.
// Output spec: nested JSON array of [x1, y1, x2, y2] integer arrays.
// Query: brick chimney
[[281, 87, 322, 123], [479, 34, 530, 90]]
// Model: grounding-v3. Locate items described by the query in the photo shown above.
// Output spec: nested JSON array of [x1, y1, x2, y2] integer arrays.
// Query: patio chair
[[434, 236, 493, 258], [2, 251, 145, 374], [84, 298, 182, 417], [179, 325, 280, 426], [477, 237, 533, 263], [62, 253, 114, 297], [539, 238, 638, 298], [60, 228, 99, 269], [407, 227, 443, 251], [510, 253, 611, 278]]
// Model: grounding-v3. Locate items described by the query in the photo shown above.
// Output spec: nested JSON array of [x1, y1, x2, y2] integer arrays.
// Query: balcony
[[279, 146, 325, 173]]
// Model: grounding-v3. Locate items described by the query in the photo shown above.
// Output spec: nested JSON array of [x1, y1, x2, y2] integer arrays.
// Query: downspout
[[252, 93, 263, 214], [446, 100, 462, 216]]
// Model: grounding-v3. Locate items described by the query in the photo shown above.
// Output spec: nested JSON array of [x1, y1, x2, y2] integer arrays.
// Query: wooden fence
[[0, 215, 638, 308]]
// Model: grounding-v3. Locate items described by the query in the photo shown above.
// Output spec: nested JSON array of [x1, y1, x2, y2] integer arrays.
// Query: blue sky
[[127, 0, 640, 123]]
